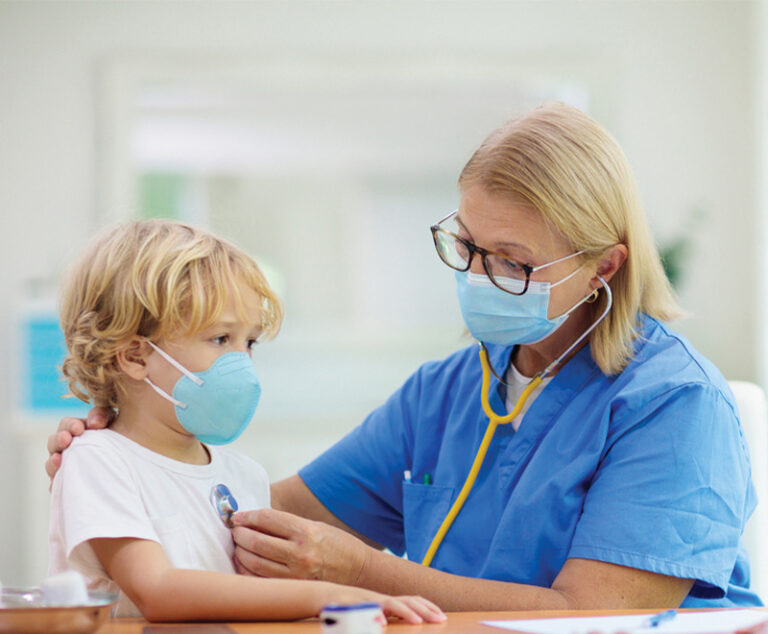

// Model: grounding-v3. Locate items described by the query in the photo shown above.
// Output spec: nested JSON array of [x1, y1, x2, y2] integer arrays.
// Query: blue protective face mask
[[455, 267, 595, 346], [143, 341, 261, 445]]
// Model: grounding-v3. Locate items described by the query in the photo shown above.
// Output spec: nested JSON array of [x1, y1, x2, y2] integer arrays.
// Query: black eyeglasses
[[430, 210, 583, 296]]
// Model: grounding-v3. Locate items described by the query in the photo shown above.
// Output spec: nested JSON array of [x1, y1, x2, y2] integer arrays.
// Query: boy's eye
[[246, 338, 258, 351], [213, 335, 229, 345]]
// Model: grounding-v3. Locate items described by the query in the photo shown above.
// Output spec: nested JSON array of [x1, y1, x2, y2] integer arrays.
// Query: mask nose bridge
[[216, 352, 254, 375]]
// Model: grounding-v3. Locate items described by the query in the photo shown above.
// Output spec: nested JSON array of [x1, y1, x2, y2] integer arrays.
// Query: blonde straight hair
[[60, 219, 283, 409], [459, 102, 682, 375]]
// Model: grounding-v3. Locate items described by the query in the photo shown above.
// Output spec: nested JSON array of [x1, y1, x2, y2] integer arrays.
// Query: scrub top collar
[[483, 338, 603, 419]]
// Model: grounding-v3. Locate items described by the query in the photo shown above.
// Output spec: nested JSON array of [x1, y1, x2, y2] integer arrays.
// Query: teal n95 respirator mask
[[143, 341, 261, 445]]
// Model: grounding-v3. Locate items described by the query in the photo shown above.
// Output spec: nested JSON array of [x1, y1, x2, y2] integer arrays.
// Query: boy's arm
[[89, 537, 443, 623]]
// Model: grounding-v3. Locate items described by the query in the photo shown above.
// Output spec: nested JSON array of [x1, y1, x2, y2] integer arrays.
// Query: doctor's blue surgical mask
[[455, 265, 597, 346], [143, 341, 262, 445]]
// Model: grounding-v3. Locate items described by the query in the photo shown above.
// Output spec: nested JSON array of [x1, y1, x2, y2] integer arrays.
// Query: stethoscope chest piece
[[210, 483, 239, 528]]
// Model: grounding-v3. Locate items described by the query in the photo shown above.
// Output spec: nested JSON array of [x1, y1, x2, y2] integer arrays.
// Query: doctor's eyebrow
[[455, 215, 474, 240], [455, 214, 534, 257]]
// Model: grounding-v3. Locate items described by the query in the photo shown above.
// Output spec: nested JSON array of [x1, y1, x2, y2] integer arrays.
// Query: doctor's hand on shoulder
[[45, 407, 112, 480]]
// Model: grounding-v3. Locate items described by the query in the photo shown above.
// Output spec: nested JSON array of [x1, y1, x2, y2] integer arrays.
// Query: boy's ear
[[116, 337, 152, 381]]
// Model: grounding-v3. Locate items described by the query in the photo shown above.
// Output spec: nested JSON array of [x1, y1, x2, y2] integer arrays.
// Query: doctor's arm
[[234, 477, 694, 611]]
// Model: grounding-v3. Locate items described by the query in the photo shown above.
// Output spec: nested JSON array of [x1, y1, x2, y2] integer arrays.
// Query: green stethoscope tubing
[[420, 277, 612, 567]]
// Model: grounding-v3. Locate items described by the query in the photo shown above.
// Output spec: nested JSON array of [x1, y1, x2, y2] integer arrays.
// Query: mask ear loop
[[145, 340, 204, 386], [540, 275, 612, 379], [548, 263, 585, 289], [142, 340, 204, 409], [144, 377, 186, 408]]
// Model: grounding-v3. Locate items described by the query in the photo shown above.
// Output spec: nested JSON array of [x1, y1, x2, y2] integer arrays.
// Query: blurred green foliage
[[138, 172, 186, 219], [658, 207, 707, 290]]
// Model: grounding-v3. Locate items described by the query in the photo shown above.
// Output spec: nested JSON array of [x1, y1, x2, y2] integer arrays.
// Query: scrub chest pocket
[[402, 481, 455, 564]]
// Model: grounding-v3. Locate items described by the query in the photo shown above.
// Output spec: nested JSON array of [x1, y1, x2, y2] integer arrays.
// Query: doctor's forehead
[[458, 190, 566, 256]]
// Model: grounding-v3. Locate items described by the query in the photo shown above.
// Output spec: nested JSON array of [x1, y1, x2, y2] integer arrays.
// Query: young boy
[[48, 219, 445, 624]]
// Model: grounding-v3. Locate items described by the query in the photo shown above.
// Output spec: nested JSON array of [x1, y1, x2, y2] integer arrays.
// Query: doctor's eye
[[488, 255, 527, 280]]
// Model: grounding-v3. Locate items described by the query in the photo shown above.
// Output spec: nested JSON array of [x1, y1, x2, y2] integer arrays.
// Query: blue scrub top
[[299, 316, 762, 606]]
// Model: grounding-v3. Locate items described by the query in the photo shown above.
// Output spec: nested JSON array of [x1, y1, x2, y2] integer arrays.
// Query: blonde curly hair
[[59, 219, 283, 409]]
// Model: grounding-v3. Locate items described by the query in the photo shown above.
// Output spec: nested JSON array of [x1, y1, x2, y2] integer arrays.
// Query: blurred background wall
[[0, 0, 765, 586]]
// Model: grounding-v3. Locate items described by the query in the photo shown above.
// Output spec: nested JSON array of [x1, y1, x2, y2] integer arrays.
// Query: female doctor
[[47, 103, 761, 610]]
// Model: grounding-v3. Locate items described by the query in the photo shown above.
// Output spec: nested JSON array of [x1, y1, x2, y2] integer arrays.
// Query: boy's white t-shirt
[[48, 429, 270, 617]]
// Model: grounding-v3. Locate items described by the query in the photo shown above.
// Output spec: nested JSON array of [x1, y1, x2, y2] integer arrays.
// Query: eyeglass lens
[[433, 215, 529, 294]]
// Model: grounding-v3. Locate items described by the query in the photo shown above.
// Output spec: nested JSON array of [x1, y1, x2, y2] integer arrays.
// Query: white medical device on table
[[320, 603, 384, 634]]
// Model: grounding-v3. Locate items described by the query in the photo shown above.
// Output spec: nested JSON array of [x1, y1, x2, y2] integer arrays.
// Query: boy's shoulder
[[56, 430, 136, 490], [208, 445, 269, 483], [64, 429, 180, 478], [68, 428, 128, 455]]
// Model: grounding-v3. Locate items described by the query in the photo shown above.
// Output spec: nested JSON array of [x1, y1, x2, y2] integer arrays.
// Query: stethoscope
[[210, 483, 239, 528], [420, 277, 613, 567]]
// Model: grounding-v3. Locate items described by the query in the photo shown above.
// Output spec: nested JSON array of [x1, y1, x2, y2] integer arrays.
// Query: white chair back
[[730, 380, 768, 602]]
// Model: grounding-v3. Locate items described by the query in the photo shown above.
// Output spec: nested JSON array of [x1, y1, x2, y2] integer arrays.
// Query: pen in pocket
[[402, 471, 432, 484]]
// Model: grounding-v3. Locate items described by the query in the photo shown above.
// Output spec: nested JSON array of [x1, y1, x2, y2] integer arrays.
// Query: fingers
[[232, 544, 294, 579], [57, 416, 86, 434], [232, 509, 367, 585], [47, 428, 74, 456], [380, 597, 422, 624], [45, 451, 62, 483], [231, 507, 302, 539], [231, 510, 323, 580], [233, 556, 256, 577], [47, 410, 111, 460], [381, 596, 446, 625], [46, 410, 110, 485], [398, 596, 446, 624], [232, 525, 295, 566], [86, 407, 112, 429]]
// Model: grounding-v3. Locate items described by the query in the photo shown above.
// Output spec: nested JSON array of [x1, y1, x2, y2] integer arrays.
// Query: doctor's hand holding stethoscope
[[47, 103, 760, 611]]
